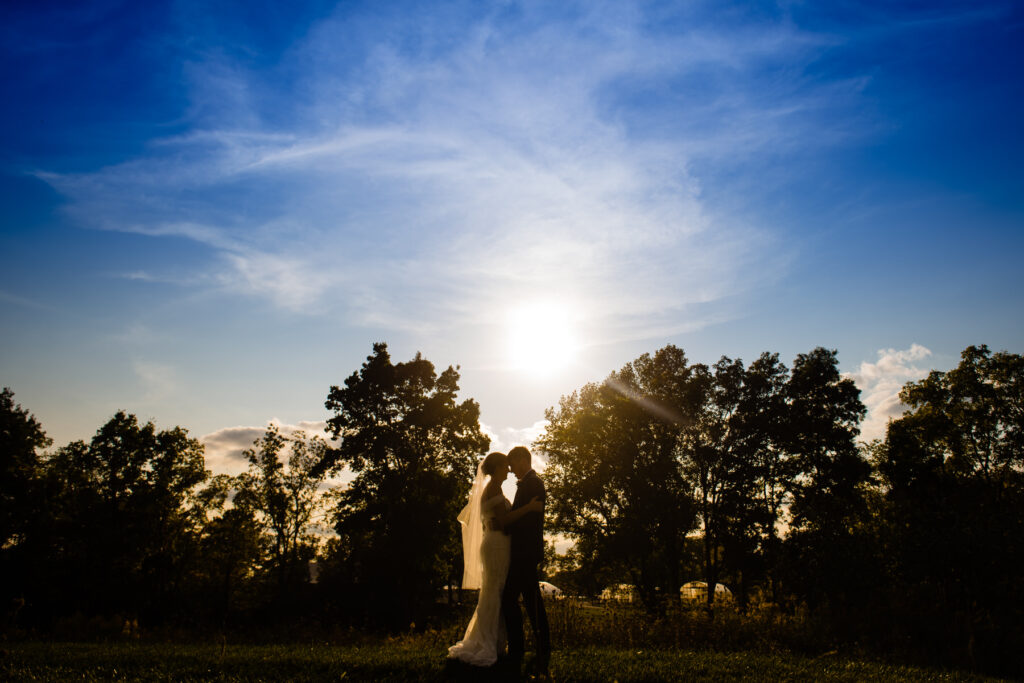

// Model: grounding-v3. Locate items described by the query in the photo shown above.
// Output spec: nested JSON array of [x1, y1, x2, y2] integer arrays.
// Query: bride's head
[[482, 451, 508, 481]]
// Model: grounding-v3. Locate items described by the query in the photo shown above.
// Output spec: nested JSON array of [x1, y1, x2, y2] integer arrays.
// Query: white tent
[[539, 581, 563, 598], [679, 580, 732, 601]]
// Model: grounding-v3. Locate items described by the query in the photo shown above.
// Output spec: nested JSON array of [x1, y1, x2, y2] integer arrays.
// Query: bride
[[448, 451, 541, 667]]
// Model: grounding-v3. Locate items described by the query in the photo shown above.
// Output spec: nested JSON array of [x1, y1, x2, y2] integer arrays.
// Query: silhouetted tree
[[37, 412, 208, 621], [539, 346, 700, 608], [0, 388, 51, 617], [713, 353, 792, 609], [318, 343, 489, 627], [781, 348, 872, 621], [0, 388, 50, 546], [876, 345, 1024, 673], [734, 353, 792, 604], [234, 425, 328, 598], [679, 356, 747, 609], [197, 474, 265, 622], [679, 352, 774, 610], [677, 353, 793, 610]]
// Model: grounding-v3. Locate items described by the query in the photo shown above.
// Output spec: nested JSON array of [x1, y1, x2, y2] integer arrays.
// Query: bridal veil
[[458, 460, 486, 590]]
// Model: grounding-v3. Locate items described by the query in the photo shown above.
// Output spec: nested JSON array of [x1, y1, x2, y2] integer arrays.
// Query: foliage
[[196, 499, 264, 620], [722, 352, 791, 605], [780, 348, 873, 616], [873, 345, 1024, 673], [2, 342, 1023, 676], [538, 346, 700, 608], [540, 346, 866, 616], [785, 349, 869, 529], [19, 411, 209, 623], [887, 344, 1023, 480], [669, 352, 795, 610], [233, 425, 328, 597], [0, 387, 51, 551], [0, 387, 52, 626], [318, 343, 489, 627]]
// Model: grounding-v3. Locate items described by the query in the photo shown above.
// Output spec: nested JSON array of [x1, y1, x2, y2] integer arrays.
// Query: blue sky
[[2, 0, 1022, 473]]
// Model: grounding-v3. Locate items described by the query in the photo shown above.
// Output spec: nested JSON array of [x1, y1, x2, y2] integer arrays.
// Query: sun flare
[[506, 301, 579, 378]]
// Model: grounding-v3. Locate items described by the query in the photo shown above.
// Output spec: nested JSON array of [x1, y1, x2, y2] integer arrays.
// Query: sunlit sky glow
[[2, 0, 1022, 474], [506, 301, 580, 379]]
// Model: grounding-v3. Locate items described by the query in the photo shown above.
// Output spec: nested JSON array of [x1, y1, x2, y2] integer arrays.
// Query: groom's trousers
[[501, 559, 550, 669]]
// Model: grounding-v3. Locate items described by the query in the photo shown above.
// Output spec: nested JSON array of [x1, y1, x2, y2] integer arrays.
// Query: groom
[[502, 446, 551, 675]]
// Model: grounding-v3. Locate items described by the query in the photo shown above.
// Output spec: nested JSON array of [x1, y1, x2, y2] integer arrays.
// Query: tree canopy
[[538, 345, 699, 606], [540, 346, 871, 612], [319, 343, 490, 625], [2, 342, 1022, 675], [234, 425, 329, 597], [0, 388, 51, 550], [28, 411, 209, 619], [874, 345, 1024, 668]]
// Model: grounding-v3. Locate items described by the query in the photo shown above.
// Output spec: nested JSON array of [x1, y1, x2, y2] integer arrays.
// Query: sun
[[506, 301, 579, 378]]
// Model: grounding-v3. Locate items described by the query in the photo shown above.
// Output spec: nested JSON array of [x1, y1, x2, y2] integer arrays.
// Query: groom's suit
[[501, 469, 550, 669]]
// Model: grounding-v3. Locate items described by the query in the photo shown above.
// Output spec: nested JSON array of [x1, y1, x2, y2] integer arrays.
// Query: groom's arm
[[521, 476, 545, 507], [504, 478, 544, 533]]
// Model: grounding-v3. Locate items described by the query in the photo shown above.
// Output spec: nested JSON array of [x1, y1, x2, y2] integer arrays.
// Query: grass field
[[0, 640, 1004, 682]]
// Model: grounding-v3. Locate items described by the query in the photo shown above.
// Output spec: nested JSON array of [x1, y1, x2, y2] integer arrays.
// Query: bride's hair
[[481, 451, 506, 477]]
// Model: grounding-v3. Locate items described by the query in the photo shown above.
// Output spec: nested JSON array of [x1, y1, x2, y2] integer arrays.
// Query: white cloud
[[200, 419, 339, 476], [847, 344, 932, 442], [482, 419, 549, 464], [200, 425, 265, 475]]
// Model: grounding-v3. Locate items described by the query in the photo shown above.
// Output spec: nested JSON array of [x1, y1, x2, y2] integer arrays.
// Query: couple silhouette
[[447, 446, 551, 677]]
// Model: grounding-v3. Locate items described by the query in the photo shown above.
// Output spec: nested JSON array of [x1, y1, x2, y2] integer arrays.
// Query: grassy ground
[[0, 641, 1004, 682]]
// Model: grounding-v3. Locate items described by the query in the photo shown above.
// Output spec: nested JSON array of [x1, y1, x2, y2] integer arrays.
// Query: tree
[[690, 353, 792, 609], [732, 352, 791, 604], [891, 345, 1023, 482], [0, 388, 52, 616], [234, 425, 328, 597], [538, 346, 699, 608], [876, 345, 1024, 672], [318, 343, 489, 626], [678, 353, 791, 610], [781, 348, 871, 616], [679, 357, 742, 609], [0, 388, 51, 550], [36, 412, 209, 620], [197, 474, 265, 622]]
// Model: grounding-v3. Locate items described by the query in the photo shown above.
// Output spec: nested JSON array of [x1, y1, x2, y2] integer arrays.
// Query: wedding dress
[[448, 477, 511, 666]]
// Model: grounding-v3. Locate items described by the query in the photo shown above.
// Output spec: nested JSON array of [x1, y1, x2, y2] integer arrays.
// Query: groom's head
[[507, 446, 532, 478]]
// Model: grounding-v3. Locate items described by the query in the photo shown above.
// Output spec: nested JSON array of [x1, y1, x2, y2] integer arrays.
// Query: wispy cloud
[[0, 289, 57, 312], [37, 1, 872, 347], [847, 344, 932, 441], [132, 360, 179, 404]]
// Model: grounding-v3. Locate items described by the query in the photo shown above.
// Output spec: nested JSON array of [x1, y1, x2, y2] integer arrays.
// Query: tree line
[[2, 342, 1022, 673], [1, 343, 486, 634], [539, 344, 1023, 673]]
